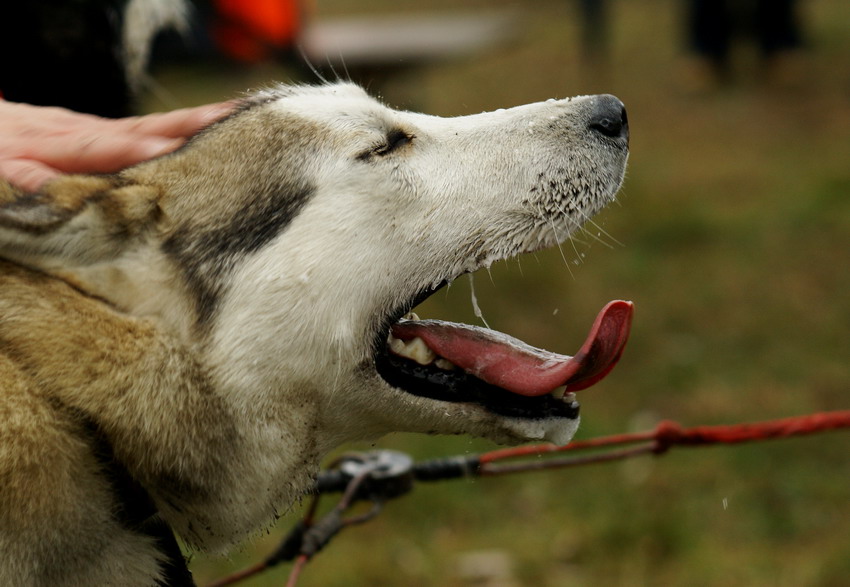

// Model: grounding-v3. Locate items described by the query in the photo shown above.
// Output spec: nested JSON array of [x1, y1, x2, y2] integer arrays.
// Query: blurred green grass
[[148, 0, 849, 584]]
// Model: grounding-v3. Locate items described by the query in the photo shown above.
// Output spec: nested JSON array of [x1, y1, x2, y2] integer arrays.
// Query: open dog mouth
[[374, 292, 633, 421]]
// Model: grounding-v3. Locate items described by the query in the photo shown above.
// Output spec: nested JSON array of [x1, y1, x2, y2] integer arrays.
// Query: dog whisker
[[550, 201, 591, 261], [337, 49, 352, 83], [575, 208, 624, 248], [578, 224, 617, 250], [567, 233, 584, 265], [546, 213, 575, 279], [324, 52, 343, 84], [296, 43, 328, 84]]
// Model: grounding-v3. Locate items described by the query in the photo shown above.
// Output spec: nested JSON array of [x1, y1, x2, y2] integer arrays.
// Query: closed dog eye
[[359, 129, 414, 160]]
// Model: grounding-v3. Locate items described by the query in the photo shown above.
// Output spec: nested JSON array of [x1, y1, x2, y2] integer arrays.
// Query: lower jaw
[[374, 350, 580, 421]]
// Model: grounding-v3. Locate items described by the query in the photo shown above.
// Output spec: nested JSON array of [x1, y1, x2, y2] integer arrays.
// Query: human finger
[[114, 101, 237, 139], [0, 158, 61, 192], [19, 132, 184, 175]]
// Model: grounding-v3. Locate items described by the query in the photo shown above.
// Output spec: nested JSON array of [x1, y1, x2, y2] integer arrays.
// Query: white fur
[[192, 84, 626, 542]]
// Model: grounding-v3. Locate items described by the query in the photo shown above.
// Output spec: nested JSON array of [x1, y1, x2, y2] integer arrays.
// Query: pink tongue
[[390, 300, 633, 397]]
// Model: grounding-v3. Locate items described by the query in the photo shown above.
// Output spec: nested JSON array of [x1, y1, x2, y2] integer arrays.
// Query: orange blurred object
[[213, 0, 303, 62]]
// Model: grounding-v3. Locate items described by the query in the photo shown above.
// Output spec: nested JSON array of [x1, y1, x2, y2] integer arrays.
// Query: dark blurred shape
[[685, 0, 804, 86], [0, 0, 135, 117], [0, 0, 302, 117], [579, 0, 609, 63]]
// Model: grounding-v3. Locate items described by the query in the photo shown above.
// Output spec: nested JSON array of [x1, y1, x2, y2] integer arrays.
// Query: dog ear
[[0, 175, 161, 265]]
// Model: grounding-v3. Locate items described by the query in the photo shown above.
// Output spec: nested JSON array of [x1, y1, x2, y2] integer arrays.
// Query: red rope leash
[[652, 411, 850, 448], [206, 410, 850, 586], [479, 410, 850, 468]]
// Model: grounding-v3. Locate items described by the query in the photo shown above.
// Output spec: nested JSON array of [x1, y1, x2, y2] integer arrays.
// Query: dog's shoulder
[[0, 256, 160, 389]]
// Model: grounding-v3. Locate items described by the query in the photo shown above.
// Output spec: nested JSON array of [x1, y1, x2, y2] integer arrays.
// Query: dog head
[[0, 83, 630, 456]]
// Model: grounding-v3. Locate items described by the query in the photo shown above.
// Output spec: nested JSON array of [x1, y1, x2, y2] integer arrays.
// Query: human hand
[[0, 100, 236, 192]]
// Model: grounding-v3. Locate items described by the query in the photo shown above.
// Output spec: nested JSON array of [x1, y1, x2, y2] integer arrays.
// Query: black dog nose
[[589, 94, 628, 140]]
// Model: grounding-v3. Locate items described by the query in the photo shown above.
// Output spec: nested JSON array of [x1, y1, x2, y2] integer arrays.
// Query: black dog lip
[[374, 348, 580, 421]]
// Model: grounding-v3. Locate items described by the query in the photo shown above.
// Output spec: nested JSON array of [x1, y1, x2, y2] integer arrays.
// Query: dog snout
[[588, 95, 628, 141]]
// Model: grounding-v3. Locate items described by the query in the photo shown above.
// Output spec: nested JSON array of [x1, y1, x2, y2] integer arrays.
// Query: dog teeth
[[549, 387, 577, 403], [401, 312, 420, 321], [388, 334, 410, 356], [389, 335, 436, 365], [434, 358, 457, 371], [388, 334, 457, 370]]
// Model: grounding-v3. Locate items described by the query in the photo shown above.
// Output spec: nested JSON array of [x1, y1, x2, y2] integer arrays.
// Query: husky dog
[[0, 83, 630, 585]]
